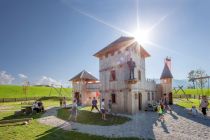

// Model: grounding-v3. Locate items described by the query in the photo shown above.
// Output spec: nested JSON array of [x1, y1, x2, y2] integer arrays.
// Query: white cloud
[[0, 70, 15, 85], [18, 74, 28, 79], [36, 76, 61, 86]]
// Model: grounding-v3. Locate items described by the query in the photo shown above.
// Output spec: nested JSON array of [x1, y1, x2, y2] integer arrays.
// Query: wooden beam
[[0, 118, 33, 124]]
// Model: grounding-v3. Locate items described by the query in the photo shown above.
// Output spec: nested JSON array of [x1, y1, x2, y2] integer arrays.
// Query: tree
[[188, 70, 197, 89], [195, 69, 208, 89], [188, 69, 208, 89]]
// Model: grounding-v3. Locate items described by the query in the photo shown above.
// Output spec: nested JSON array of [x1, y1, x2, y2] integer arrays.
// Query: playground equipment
[[22, 81, 30, 98], [190, 76, 210, 95], [173, 85, 191, 101], [48, 84, 70, 97]]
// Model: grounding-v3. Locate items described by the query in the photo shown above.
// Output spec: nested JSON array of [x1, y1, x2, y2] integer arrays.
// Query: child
[[69, 100, 78, 122], [101, 99, 106, 120], [108, 99, 112, 114], [190, 105, 198, 116], [63, 97, 67, 108], [157, 104, 164, 121]]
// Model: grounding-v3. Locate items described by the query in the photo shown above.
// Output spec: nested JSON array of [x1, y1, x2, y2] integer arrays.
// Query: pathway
[[37, 106, 210, 140]]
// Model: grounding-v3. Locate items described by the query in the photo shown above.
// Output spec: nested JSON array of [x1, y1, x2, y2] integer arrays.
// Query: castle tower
[[160, 57, 173, 104], [94, 36, 157, 114]]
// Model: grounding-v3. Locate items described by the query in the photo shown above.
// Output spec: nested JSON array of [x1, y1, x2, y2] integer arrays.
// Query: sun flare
[[133, 29, 150, 45]]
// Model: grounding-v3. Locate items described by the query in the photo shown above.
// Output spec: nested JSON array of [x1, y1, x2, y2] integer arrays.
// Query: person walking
[[157, 103, 164, 121], [91, 97, 100, 112], [69, 99, 78, 122], [162, 94, 172, 113], [101, 98, 106, 120]]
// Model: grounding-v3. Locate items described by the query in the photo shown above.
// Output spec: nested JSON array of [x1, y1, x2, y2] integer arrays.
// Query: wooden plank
[[0, 118, 33, 124]]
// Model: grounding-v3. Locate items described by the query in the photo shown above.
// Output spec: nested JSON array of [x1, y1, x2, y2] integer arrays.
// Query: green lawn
[[173, 88, 210, 96], [0, 112, 139, 140], [0, 85, 72, 98], [174, 98, 210, 108], [0, 100, 140, 140], [57, 106, 131, 126], [0, 97, 72, 111]]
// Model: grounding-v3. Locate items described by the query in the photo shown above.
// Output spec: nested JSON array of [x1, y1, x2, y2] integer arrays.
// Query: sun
[[133, 29, 150, 45]]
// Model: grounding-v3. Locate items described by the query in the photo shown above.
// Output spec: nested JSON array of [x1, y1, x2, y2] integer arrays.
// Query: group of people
[[190, 96, 209, 117], [32, 100, 44, 113], [157, 94, 209, 121], [60, 97, 67, 108], [90, 97, 112, 120], [69, 97, 112, 122]]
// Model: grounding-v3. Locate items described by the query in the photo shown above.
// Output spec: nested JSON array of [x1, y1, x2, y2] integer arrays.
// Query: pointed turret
[[160, 57, 173, 104]]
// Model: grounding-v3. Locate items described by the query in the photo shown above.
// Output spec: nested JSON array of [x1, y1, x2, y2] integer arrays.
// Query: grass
[[174, 98, 210, 108], [0, 97, 72, 111], [0, 85, 72, 98], [173, 88, 210, 96], [57, 106, 131, 126], [0, 120, 141, 140], [0, 100, 140, 140]]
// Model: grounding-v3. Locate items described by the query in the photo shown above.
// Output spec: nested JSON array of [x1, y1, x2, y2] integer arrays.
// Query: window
[[138, 70, 141, 81], [152, 92, 155, 100], [111, 93, 116, 103], [147, 92, 150, 101], [110, 70, 116, 81]]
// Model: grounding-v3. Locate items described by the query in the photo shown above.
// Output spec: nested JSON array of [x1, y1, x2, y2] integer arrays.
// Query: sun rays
[[69, 0, 178, 54]]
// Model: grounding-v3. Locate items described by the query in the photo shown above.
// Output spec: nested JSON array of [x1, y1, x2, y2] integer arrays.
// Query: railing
[[72, 83, 100, 91], [86, 83, 100, 91]]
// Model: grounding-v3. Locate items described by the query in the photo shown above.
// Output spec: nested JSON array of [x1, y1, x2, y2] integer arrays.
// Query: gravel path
[[37, 106, 210, 140]]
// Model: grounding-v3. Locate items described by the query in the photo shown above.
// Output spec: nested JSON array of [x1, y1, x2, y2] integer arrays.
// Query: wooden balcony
[[125, 79, 138, 84], [86, 83, 100, 91]]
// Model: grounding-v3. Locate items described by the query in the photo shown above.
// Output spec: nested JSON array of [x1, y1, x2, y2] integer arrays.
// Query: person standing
[[200, 96, 209, 117], [108, 99, 112, 114], [63, 97, 67, 108], [69, 100, 78, 122], [162, 94, 172, 113], [91, 97, 100, 112], [59, 98, 63, 107], [101, 99, 106, 120]]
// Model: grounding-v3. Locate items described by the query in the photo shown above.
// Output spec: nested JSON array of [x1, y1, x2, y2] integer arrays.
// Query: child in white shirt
[[191, 105, 198, 116]]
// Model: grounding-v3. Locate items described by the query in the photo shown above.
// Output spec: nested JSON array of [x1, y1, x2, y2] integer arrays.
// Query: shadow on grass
[[57, 108, 131, 126], [35, 125, 142, 140], [172, 105, 210, 127]]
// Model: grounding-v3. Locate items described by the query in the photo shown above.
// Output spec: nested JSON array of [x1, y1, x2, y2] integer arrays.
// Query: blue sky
[[0, 0, 210, 85]]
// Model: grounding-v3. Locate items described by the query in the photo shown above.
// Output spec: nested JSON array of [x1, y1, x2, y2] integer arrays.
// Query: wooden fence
[[0, 96, 71, 102]]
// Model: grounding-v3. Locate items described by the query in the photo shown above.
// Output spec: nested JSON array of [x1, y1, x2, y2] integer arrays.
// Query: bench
[[0, 118, 33, 125]]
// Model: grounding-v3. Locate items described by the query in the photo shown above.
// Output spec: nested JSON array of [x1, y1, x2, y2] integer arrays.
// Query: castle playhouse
[[70, 70, 101, 105], [70, 36, 173, 114]]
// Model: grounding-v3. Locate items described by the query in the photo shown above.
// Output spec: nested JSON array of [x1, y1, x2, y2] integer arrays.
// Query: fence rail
[[0, 96, 71, 103]]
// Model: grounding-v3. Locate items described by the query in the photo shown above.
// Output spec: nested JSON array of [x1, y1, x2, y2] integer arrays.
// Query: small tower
[[160, 57, 173, 104], [69, 70, 100, 106]]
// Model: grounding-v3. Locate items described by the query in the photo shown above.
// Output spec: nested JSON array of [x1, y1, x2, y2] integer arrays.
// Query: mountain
[[153, 79, 188, 88]]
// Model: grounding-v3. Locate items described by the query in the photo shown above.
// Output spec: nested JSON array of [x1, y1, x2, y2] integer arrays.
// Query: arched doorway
[[138, 92, 142, 110]]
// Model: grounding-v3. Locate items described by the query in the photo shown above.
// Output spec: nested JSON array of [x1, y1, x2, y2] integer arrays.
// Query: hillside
[[0, 85, 72, 98]]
